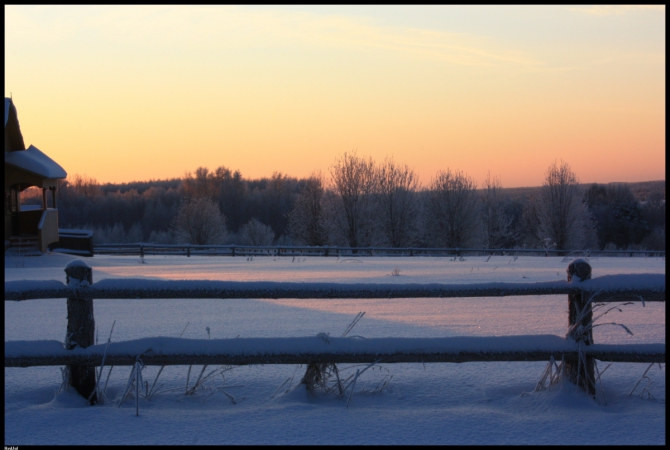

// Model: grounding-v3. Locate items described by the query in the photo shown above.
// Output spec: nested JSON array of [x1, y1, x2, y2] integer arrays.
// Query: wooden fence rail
[[5, 275, 665, 303], [4, 259, 665, 404], [6, 337, 664, 368]]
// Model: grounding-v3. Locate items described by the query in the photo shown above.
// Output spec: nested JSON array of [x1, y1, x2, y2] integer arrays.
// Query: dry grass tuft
[[298, 312, 391, 406]]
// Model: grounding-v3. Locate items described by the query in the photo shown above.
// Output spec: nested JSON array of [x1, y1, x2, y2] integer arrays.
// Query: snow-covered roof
[[4, 98, 10, 128], [5, 144, 67, 179]]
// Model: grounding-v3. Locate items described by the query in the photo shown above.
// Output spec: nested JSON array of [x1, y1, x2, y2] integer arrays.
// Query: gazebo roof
[[5, 145, 67, 179], [4, 98, 10, 128]]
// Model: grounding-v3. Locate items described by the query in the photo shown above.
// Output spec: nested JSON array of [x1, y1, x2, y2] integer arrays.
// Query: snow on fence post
[[565, 259, 595, 396], [64, 260, 97, 404]]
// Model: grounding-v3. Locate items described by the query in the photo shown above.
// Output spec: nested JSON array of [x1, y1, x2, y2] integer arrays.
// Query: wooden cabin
[[5, 98, 67, 253]]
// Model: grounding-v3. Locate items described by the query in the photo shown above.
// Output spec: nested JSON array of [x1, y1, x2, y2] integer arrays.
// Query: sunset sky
[[5, 5, 665, 188]]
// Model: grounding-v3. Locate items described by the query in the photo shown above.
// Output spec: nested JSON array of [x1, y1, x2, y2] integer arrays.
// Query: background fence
[[90, 243, 666, 258]]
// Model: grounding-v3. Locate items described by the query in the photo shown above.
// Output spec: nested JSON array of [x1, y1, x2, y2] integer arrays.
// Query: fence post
[[324, 245, 329, 257], [65, 260, 97, 404], [140, 243, 144, 259], [231, 244, 236, 257], [565, 259, 595, 396], [187, 244, 190, 257]]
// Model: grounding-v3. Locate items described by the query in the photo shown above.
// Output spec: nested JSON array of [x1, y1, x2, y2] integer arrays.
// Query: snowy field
[[5, 252, 665, 445]]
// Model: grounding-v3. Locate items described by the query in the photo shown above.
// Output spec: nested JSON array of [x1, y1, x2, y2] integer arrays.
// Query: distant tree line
[[20, 155, 665, 252]]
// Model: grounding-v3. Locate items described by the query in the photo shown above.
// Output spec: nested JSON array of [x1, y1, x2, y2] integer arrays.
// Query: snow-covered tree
[[481, 172, 517, 249], [172, 197, 227, 245], [424, 169, 481, 248], [91, 223, 124, 245], [147, 229, 174, 244], [126, 223, 143, 243], [519, 195, 543, 248], [239, 218, 275, 246], [287, 172, 328, 246], [536, 160, 596, 251], [375, 157, 420, 247], [328, 151, 377, 248], [585, 183, 650, 249]]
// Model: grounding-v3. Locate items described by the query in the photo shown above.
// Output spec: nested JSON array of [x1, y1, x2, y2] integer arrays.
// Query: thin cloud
[[6, 6, 543, 69], [570, 5, 664, 16], [239, 9, 543, 68]]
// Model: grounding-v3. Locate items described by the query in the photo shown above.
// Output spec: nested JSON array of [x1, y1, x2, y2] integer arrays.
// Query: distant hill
[[494, 180, 665, 202], [625, 180, 665, 202], [96, 176, 664, 203]]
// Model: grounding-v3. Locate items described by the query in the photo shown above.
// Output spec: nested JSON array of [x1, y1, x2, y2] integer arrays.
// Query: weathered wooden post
[[565, 259, 595, 396], [65, 260, 97, 404]]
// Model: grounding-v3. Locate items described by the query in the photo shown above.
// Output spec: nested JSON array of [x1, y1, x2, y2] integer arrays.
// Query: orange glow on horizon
[[5, 6, 665, 188]]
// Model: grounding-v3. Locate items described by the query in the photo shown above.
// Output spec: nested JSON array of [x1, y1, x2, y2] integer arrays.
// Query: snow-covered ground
[[5, 252, 665, 445]]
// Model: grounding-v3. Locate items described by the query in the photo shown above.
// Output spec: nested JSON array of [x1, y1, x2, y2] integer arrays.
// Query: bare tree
[[519, 194, 543, 248], [481, 172, 516, 249], [148, 229, 174, 244], [172, 197, 227, 245], [182, 167, 218, 200], [424, 169, 481, 248], [68, 174, 102, 197], [287, 172, 328, 246], [91, 223, 125, 245], [537, 160, 595, 251], [376, 157, 420, 247], [239, 218, 275, 246], [328, 151, 377, 248]]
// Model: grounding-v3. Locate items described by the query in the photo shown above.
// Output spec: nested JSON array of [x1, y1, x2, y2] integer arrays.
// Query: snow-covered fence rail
[[5, 275, 665, 303], [91, 243, 665, 258], [6, 336, 664, 367], [4, 260, 665, 403]]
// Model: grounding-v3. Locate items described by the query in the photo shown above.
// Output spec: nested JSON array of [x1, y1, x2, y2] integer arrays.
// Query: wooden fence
[[90, 243, 665, 258], [4, 260, 665, 404]]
